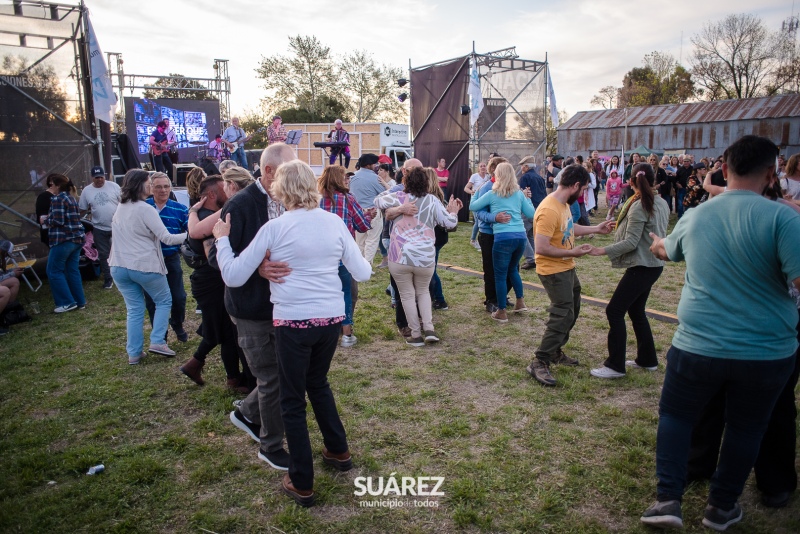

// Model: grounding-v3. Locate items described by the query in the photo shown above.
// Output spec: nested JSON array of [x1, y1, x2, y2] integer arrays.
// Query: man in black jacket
[[674, 156, 693, 219], [215, 143, 296, 470], [518, 156, 547, 270]]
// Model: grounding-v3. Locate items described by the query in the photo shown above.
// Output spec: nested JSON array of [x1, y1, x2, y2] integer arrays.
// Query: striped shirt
[[146, 198, 189, 257], [319, 193, 371, 238]]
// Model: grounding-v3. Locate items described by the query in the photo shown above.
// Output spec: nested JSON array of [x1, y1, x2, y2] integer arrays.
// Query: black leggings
[[604, 265, 663, 373]]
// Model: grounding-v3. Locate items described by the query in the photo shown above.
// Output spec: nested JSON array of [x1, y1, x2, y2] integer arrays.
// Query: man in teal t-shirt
[[641, 135, 800, 531]]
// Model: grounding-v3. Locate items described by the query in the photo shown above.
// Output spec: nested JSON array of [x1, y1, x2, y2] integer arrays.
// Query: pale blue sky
[[83, 0, 795, 120]]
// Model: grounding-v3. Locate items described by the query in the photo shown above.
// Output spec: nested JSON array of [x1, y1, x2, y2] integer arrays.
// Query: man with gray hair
[[328, 119, 351, 168], [223, 117, 250, 169], [213, 142, 296, 471]]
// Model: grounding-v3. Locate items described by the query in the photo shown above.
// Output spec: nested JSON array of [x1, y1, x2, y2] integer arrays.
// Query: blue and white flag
[[547, 66, 559, 128], [86, 16, 116, 124], [468, 57, 484, 127]]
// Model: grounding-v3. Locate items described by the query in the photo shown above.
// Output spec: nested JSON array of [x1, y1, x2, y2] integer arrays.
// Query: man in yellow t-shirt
[[527, 164, 614, 387]]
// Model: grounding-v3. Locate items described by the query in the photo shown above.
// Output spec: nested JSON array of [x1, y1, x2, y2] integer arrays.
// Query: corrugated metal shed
[[560, 94, 800, 130], [557, 94, 800, 158]]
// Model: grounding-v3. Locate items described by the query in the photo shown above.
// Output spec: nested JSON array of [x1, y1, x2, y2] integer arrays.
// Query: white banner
[[468, 58, 484, 127], [547, 66, 559, 128], [86, 16, 116, 124]]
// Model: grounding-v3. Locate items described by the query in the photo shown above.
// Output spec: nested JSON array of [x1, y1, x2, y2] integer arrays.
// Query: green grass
[[1, 204, 798, 533]]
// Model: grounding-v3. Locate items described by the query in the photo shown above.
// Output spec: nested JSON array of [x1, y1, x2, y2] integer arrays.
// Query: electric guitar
[[150, 138, 177, 156], [226, 127, 266, 152]]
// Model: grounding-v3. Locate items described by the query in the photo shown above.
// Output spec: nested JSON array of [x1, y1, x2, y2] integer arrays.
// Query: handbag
[[180, 238, 207, 270]]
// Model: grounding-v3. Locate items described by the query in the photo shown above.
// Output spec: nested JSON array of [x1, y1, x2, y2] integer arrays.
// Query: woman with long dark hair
[[588, 163, 670, 378], [109, 170, 187, 364], [374, 167, 461, 345], [46, 174, 86, 313], [317, 165, 371, 347]]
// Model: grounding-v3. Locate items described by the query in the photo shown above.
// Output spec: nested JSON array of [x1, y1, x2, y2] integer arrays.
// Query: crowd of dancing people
[[9, 134, 800, 528]]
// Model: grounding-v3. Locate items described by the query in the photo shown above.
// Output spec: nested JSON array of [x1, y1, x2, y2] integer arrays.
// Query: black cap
[[551, 154, 564, 161], [357, 153, 380, 167], [91, 166, 105, 177], [693, 162, 706, 170]]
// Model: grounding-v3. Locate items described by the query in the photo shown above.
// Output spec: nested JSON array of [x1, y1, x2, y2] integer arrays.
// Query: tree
[[256, 35, 338, 119], [590, 86, 619, 109], [339, 50, 405, 122], [142, 73, 213, 100], [691, 14, 780, 100], [0, 55, 71, 141], [277, 95, 350, 123], [617, 52, 697, 107]]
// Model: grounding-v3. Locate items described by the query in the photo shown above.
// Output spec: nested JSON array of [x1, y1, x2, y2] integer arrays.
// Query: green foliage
[[256, 36, 405, 123], [142, 73, 213, 100], [617, 52, 698, 107]]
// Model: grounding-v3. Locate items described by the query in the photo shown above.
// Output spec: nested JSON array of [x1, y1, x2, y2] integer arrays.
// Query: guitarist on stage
[[222, 117, 250, 169], [149, 120, 174, 178], [164, 118, 179, 165]]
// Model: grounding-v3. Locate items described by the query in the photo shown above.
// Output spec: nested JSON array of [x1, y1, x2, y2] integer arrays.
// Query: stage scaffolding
[[410, 46, 547, 220], [105, 55, 231, 133], [0, 0, 96, 254]]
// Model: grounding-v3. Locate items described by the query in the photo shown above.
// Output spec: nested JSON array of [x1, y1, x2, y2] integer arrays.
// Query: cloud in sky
[[85, 0, 793, 118]]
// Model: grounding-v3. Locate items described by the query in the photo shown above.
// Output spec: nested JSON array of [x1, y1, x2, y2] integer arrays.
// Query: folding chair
[[0, 240, 42, 292]]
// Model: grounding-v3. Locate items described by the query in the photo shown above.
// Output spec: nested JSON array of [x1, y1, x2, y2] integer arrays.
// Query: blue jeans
[[675, 188, 686, 218], [111, 266, 172, 356], [231, 147, 247, 168], [655, 347, 792, 509], [471, 218, 479, 241], [492, 237, 525, 309], [46, 241, 85, 308], [338, 264, 353, 327], [145, 253, 186, 329], [428, 247, 445, 303]]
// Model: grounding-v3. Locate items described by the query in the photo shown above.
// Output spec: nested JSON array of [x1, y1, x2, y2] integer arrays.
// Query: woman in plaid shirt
[[46, 174, 86, 313], [317, 166, 371, 347]]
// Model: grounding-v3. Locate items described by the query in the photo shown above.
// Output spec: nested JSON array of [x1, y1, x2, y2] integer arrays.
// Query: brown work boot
[[227, 377, 250, 394], [527, 360, 556, 387], [179, 357, 205, 386], [282, 473, 314, 507], [322, 447, 353, 471], [552, 349, 579, 366], [398, 326, 412, 338]]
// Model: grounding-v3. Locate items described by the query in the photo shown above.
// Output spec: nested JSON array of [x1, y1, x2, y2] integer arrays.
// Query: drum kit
[[188, 140, 230, 165]]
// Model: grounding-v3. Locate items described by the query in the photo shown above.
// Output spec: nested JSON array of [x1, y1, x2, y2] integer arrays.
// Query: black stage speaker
[[173, 163, 197, 187]]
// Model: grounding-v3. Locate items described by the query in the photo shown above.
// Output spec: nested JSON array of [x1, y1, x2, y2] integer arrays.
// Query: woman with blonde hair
[[213, 160, 371, 507], [186, 167, 207, 204], [317, 165, 371, 347], [223, 167, 255, 198], [468, 162, 534, 322]]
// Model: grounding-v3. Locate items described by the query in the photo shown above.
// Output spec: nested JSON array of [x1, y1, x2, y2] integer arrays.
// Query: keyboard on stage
[[313, 141, 350, 148]]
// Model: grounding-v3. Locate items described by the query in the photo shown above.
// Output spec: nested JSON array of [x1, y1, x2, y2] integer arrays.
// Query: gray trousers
[[231, 317, 285, 452], [535, 269, 581, 364], [522, 216, 535, 262], [93, 228, 112, 283]]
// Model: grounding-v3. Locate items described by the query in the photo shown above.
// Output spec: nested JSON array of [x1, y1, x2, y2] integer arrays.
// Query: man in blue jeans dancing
[[642, 135, 800, 531]]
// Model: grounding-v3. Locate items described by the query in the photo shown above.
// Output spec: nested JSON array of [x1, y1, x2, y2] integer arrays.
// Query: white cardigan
[[216, 207, 372, 321], [109, 201, 186, 275]]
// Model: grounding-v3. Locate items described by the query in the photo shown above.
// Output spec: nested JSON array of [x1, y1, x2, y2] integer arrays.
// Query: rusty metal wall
[[557, 117, 800, 159]]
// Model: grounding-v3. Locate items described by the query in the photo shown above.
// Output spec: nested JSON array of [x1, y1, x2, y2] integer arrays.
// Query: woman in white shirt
[[213, 160, 371, 508], [109, 170, 187, 364]]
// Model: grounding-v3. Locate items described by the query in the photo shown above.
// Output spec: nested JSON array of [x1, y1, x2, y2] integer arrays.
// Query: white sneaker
[[471, 240, 481, 250], [149, 343, 176, 357], [54, 303, 78, 313], [341, 334, 357, 348], [625, 360, 658, 371], [590, 366, 625, 379]]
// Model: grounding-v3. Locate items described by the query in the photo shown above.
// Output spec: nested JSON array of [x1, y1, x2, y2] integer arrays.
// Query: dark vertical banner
[[410, 57, 471, 220]]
